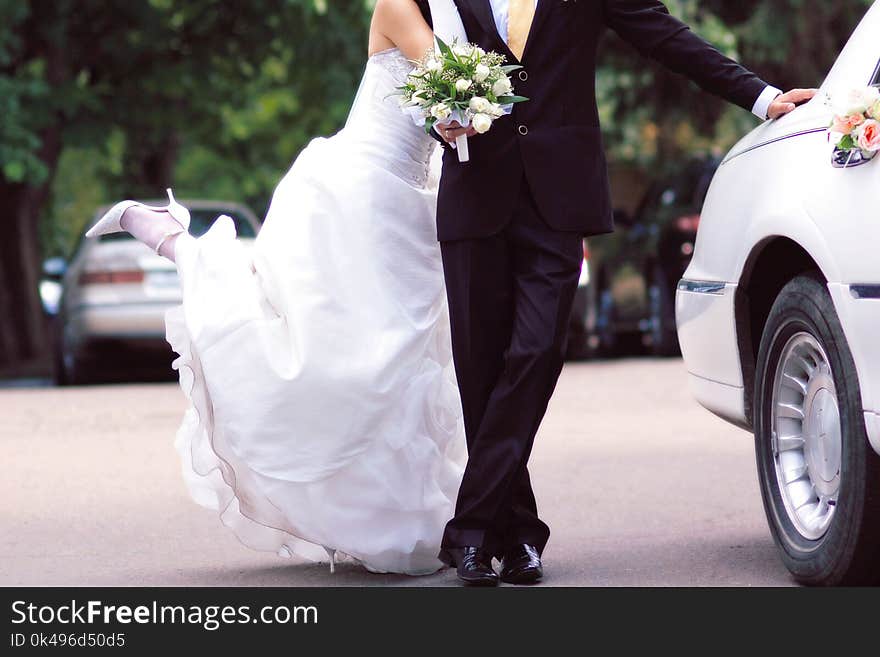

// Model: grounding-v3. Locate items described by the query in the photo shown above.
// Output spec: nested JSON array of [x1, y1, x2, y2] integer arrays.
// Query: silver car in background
[[53, 200, 261, 385]]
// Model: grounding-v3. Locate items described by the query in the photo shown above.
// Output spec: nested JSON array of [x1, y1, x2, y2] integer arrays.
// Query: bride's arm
[[370, 0, 434, 61]]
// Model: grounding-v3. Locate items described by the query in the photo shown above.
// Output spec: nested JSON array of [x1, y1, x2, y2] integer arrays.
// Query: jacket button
[[518, 125, 529, 136], [518, 70, 528, 81]]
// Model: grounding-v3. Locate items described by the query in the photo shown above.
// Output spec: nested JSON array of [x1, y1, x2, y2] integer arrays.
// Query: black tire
[[754, 273, 880, 585], [648, 263, 680, 357], [591, 273, 617, 358], [54, 333, 91, 387], [53, 336, 74, 386], [564, 329, 591, 361], [565, 287, 592, 361], [56, 351, 86, 387]]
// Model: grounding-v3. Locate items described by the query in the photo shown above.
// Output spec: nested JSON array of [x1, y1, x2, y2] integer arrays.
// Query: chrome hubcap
[[771, 333, 841, 540]]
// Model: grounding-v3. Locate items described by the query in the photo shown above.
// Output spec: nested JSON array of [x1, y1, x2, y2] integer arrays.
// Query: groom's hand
[[439, 121, 478, 144], [767, 88, 818, 120]]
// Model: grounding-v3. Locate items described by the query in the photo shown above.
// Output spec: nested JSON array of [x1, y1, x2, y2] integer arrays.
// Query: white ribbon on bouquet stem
[[427, 0, 471, 162], [437, 110, 471, 163]]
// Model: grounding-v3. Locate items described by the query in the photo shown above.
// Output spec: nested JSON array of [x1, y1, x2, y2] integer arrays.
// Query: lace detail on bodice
[[369, 48, 416, 85], [343, 48, 436, 189]]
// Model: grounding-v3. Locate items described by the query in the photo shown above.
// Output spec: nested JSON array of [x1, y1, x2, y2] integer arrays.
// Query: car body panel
[[676, 3, 880, 455], [675, 284, 741, 380]]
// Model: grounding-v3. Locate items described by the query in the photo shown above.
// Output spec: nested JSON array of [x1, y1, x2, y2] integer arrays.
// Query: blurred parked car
[[51, 200, 261, 385], [677, 3, 880, 585], [577, 159, 719, 358], [566, 240, 594, 359]]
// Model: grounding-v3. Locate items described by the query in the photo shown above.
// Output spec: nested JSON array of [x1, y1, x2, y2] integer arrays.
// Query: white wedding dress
[[165, 46, 467, 575]]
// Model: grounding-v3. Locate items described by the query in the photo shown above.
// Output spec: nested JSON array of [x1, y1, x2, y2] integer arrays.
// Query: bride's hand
[[439, 121, 478, 144]]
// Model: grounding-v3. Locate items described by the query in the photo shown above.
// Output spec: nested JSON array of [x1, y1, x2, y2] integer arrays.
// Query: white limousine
[[676, 2, 880, 585]]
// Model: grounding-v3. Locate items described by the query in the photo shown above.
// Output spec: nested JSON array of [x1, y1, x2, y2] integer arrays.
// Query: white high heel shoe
[[86, 188, 191, 254]]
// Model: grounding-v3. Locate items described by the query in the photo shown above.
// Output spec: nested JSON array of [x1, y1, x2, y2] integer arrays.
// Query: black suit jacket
[[435, 0, 769, 242]]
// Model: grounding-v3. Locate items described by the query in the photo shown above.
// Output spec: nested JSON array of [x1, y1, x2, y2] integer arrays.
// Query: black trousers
[[439, 181, 583, 558]]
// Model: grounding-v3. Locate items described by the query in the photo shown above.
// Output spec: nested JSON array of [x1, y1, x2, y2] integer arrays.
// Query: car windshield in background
[[99, 209, 257, 241]]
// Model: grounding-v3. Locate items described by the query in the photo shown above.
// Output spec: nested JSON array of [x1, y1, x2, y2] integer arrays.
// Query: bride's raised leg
[[119, 206, 191, 262]]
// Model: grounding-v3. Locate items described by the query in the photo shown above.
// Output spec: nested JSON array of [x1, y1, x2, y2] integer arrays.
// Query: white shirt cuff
[[752, 85, 783, 120]]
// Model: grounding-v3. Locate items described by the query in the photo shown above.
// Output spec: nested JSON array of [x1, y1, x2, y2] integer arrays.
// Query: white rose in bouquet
[[492, 77, 513, 97], [425, 58, 443, 72], [474, 64, 491, 83], [431, 102, 452, 120], [456, 79, 473, 93], [472, 113, 493, 134], [469, 96, 491, 113], [836, 86, 880, 116]]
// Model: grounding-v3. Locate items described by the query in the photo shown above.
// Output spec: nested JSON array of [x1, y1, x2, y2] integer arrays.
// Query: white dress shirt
[[485, 0, 780, 119]]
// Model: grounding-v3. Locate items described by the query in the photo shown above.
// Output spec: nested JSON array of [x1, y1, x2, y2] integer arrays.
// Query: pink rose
[[858, 119, 880, 152], [831, 113, 865, 134]]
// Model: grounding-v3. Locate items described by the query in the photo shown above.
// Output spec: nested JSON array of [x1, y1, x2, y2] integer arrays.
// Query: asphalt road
[[0, 358, 795, 587]]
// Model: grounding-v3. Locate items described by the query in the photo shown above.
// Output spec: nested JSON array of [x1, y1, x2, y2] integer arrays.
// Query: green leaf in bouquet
[[500, 65, 523, 73], [837, 134, 855, 151], [424, 117, 438, 135], [434, 36, 454, 60], [496, 95, 529, 104]]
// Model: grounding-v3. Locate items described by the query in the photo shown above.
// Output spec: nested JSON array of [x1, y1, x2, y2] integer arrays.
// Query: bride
[[86, 0, 468, 576]]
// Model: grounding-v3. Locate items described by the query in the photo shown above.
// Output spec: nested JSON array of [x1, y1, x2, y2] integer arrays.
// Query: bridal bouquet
[[398, 37, 528, 162], [827, 86, 880, 167]]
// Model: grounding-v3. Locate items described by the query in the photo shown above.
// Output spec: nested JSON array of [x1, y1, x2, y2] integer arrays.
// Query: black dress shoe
[[439, 547, 499, 586], [500, 544, 543, 584]]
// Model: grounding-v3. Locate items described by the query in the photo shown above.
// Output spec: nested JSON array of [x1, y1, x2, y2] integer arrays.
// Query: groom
[[432, 0, 815, 585]]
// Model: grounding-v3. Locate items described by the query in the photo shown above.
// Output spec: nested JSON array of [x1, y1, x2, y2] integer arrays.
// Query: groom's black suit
[[435, 0, 770, 557]]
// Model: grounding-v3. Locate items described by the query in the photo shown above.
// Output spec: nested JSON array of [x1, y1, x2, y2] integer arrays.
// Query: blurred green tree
[[0, 0, 370, 370], [596, 0, 874, 168]]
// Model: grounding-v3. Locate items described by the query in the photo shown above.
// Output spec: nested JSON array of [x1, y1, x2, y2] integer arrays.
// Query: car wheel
[[565, 328, 591, 361], [565, 286, 593, 361], [648, 263, 680, 357], [754, 273, 880, 585], [54, 333, 89, 387], [590, 275, 617, 358]]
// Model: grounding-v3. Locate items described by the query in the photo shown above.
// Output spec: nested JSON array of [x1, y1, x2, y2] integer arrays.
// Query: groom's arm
[[601, 0, 783, 119]]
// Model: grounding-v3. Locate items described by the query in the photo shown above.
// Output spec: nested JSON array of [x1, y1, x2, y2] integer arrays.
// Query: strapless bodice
[[341, 49, 436, 188]]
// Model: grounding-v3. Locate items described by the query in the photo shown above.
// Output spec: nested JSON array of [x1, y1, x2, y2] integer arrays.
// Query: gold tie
[[507, 0, 535, 61]]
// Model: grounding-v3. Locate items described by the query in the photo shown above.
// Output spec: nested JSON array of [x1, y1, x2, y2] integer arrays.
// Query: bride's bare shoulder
[[373, 0, 426, 22], [369, 0, 433, 60]]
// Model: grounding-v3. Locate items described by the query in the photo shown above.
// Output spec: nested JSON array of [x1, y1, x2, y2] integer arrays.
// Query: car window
[[99, 209, 257, 242], [189, 210, 257, 238]]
